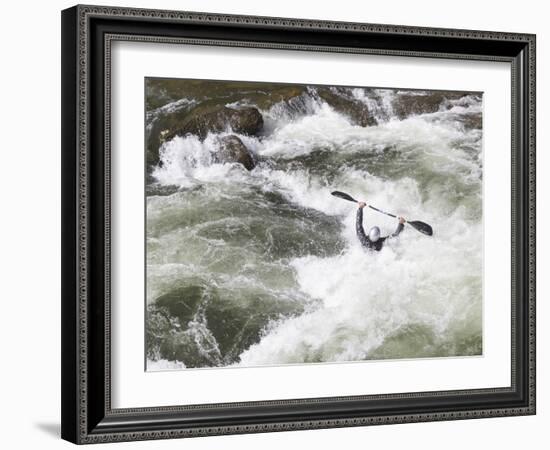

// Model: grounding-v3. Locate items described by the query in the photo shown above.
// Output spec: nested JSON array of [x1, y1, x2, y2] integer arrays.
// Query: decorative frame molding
[[61, 4, 536, 444]]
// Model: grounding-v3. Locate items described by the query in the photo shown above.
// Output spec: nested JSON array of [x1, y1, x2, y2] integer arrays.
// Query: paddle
[[331, 190, 433, 236]]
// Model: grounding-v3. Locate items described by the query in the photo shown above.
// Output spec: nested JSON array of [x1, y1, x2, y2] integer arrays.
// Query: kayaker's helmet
[[369, 226, 381, 242]]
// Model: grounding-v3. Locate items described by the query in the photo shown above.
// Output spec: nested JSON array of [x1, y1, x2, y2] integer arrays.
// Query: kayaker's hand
[[398, 216, 406, 224], [358, 202, 367, 209]]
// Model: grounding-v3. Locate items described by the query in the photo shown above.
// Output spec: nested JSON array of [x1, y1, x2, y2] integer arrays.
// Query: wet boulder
[[166, 103, 264, 140], [146, 103, 263, 173], [392, 91, 468, 119], [215, 135, 256, 171], [145, 183, 181, 197], [316, 87, 377, 127], [458, 113, 482, 130], [255, 85, 307, 109]]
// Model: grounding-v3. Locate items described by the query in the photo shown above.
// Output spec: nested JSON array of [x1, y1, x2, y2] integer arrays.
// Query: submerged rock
[[253, 85, 307, 109], [147, 103, 263, 172], [146, 78, 308, 112], [166, 103, 263, 140], [215, 135, 256, 170], [392, 91, 468, 119], [145, 183, 182, 197], [459, 113, 482, 130], [316, 87, 377, 127]]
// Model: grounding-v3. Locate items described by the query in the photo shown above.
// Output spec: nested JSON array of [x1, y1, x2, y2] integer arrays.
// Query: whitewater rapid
[[146, 86, 483, 369]]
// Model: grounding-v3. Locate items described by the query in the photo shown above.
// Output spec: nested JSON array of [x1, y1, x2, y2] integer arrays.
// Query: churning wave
[[145, 84, 483, 370]]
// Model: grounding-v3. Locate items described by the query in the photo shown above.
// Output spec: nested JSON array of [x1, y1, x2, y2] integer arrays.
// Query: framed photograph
[[61, 4, 536, 444]]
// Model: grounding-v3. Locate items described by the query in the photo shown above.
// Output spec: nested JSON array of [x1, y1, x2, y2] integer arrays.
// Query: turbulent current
[[145, 81, 483, 370]]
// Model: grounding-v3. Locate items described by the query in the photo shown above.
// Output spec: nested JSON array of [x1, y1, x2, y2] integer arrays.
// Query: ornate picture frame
[[61, 4, 535, 444]]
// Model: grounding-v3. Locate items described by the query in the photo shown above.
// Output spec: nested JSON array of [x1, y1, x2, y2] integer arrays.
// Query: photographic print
[[145, 78, 483, 371]]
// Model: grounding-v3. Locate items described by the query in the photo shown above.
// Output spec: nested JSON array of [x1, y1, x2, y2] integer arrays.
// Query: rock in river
[[215, 135, 256, 171], [392, 91, 468, 119], [316, 87, 377, 127], [166, 103, 264, 140]]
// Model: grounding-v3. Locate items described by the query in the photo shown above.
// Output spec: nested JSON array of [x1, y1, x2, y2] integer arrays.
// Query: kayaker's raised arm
[[387, 216, 406, 238], [356, 202, 370, 248]]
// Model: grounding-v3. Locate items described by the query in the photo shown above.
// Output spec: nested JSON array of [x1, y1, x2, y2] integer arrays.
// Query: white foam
[[146, 358, 186, 371], [152, 133, 250, 187], [239, 211, 482, 365]]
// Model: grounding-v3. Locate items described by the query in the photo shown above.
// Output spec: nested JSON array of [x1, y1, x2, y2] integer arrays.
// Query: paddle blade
[[331, 191, 358, 203], [408, 220, 433, 236]]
